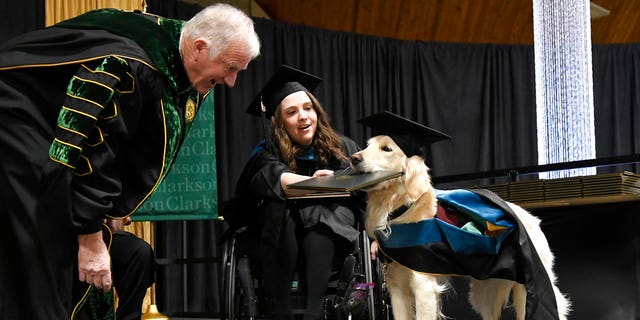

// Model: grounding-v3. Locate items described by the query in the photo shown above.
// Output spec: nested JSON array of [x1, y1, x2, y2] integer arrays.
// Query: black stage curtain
[[0, 1, 44, 43], [215, 18, 540, 198], [593, 44, 640, 173]]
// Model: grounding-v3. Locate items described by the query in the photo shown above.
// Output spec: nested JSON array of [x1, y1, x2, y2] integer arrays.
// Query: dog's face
[[351, 135, 432, 197], [351, 135, 407, 173]]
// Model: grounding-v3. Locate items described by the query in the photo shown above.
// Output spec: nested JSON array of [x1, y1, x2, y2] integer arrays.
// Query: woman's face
[[279, 91, 317, 146]]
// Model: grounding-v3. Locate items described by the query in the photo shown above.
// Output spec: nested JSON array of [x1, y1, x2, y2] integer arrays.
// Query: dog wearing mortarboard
[[351, 111, 570, 320]]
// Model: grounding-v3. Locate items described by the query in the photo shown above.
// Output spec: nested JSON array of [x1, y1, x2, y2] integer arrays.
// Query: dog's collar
[[389, 204, 411, 220]]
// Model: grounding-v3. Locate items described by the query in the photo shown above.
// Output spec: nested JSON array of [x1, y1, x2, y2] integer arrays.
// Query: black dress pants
[[110, 231, 156, 320]]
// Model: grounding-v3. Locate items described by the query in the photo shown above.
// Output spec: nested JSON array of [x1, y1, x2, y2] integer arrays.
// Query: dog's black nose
[[351, 153, 362, 166]]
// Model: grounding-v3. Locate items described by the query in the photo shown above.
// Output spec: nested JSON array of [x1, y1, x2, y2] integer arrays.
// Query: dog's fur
[[351, 135, 570, 320]]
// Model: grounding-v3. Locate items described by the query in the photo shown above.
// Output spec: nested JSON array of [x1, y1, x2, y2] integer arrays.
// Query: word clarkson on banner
[[134, 94, 218, 221]]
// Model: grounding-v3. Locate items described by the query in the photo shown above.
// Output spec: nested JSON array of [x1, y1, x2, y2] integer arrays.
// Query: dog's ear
[[403, 156, 431, 200]]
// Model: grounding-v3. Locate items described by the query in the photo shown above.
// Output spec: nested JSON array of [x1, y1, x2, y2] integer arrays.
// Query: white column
[[533, 0, 596, 178]]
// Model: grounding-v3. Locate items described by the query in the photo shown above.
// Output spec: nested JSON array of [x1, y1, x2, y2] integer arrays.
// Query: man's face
[[184, 40, 252, 94]]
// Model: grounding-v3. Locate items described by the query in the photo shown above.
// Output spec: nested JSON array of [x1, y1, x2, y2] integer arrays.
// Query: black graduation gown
[[0, 9, 201, 319], [228, 137, 365, 250]]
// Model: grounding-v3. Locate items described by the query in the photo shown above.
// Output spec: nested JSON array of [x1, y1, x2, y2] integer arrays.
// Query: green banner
[[133, 94, 218, 221]]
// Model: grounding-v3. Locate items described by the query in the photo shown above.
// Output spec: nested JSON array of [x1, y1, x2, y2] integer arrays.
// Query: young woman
[[231, 66, 364, 319]]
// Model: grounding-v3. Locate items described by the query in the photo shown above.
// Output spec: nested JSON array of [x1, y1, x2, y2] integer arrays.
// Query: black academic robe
[[0, 9, 202, 319], [227, 137, 365, 250]]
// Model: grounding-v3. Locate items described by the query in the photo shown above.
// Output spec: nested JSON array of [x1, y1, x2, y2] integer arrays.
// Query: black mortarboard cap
[[358, 111, 452, 157], [247, 65, 322, 119]]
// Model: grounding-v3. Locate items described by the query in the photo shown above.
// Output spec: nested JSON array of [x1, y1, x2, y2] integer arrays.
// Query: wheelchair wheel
[[222, 228, 389, 319], [330, 230, 391, 320], [221, 230, 261, 320], [220, 232, 238, 319], [361, 231, 393, 320], [371, 258, 392, 319]]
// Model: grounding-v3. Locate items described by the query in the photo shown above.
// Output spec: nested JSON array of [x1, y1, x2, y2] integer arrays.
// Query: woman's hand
[[370, 240, 379, 260], [312, 169, 334, 178], [281, 170, 335, 198]]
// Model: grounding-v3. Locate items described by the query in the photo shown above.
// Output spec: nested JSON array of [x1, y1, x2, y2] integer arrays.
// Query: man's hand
[[77, 231, 112, 292], [105, 216, 131, 233]]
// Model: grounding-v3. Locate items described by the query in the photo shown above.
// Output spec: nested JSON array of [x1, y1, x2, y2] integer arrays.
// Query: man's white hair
[[180, 3, 261, 60]]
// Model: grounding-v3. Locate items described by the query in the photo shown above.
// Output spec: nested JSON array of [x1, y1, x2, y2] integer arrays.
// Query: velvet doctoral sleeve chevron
[[49, 56, 132, 173]]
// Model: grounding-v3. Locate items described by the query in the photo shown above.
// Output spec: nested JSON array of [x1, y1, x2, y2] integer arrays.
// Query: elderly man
[[0, 4, 260, 319]]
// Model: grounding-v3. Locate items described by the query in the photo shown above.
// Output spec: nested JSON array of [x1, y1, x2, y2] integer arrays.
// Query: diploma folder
[[287, 170, 404, 192]]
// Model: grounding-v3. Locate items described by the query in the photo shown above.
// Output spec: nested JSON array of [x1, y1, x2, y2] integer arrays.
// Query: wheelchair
[[219, 222, 392, 320]]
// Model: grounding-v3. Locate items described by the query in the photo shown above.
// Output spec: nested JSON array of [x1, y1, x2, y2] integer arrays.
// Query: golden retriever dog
[[350, 135, 571, 320]]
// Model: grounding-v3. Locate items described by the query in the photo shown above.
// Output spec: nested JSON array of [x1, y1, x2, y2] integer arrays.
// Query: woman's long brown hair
[[270, 92, 347, 172]]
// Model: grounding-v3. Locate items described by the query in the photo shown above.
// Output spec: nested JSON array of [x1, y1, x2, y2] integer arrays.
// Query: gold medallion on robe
[[185, 98, 196, 123]]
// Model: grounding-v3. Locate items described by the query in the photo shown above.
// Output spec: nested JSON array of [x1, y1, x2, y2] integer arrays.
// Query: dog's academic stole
[[376, 188, 560, 320]]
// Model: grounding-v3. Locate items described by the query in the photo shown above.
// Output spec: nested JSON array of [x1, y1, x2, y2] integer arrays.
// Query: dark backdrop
[[0, 1, 44, 44], [2, 1, 640, 318]]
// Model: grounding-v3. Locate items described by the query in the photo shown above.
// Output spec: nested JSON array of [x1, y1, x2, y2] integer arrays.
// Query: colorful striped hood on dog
[[376, 188, 561, 320]]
